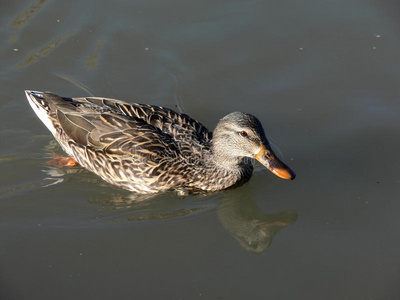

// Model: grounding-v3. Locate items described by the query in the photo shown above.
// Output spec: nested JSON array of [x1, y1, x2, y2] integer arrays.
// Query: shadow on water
[[86, 188, 298, 253], [218, 195, 297, 253]]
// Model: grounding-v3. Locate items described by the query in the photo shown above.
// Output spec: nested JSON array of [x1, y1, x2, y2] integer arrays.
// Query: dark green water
[[1, 0, 400, 299]]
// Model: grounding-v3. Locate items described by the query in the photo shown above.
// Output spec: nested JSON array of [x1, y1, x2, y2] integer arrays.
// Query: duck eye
[[239, 131, 248, 137]]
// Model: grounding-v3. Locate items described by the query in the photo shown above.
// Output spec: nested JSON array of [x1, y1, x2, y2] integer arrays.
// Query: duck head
[[213, 112, 295, 180]]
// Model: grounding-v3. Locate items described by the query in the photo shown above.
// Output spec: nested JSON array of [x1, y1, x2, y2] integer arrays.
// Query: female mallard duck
[[25, 90, 295, 193]]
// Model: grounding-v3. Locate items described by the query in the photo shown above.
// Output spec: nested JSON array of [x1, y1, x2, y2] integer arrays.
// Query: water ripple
[[10, 0, 49, 29], [15, 30, 74, 68]]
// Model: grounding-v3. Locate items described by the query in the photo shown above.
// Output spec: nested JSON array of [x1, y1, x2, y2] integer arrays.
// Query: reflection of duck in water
[[26, 91, 295, 194], [218, 196, 297, 253]]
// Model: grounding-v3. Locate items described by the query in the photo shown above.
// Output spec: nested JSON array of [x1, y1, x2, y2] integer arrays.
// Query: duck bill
[[253, 143, 296, 180]]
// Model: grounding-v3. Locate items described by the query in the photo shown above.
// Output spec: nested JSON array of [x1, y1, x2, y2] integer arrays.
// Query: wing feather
[[38, 93, 210, 164]]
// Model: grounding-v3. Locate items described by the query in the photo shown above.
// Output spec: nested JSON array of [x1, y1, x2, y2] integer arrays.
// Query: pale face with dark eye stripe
[[213, 112, 268, 159], [212, 112, 295, 180]]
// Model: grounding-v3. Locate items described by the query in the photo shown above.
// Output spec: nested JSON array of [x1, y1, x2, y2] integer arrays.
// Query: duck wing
[[27, 91, 209, 160], [58, 109, 178, 160], [109, 101, 213, 145]]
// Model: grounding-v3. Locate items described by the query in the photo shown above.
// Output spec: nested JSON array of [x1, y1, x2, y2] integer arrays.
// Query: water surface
[[1, 0, 400, 299]]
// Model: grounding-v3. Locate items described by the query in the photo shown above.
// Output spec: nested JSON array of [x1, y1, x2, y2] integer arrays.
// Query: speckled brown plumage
[[26, 90, 295, 194]]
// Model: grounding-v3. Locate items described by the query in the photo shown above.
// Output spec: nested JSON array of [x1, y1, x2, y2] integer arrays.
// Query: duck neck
[[197, 145, 252, 191], [209, 138, 249, 174], [210, 148, 246, 172]]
